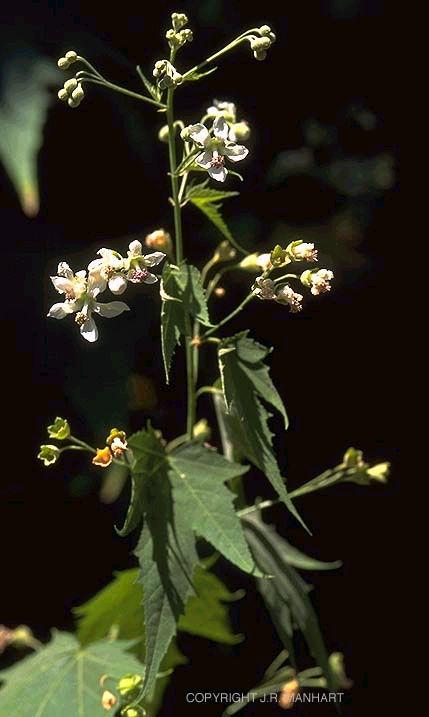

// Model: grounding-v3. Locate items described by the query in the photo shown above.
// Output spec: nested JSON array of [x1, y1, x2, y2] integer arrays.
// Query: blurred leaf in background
[[0, 54, 58, 216]]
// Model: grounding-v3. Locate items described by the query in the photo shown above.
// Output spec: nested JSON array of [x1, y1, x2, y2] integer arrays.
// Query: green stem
[[201, 292, 254, 339], [165, 80, 196, 439], [182, 29, 261, 80], [166, 87, 183, 263], [69, 435, 96, 453], [273, 273, 299, 284], [80, 77, 165, 109]]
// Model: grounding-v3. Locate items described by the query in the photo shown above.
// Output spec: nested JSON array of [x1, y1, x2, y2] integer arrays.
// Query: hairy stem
[[166, 82, 196, 439]]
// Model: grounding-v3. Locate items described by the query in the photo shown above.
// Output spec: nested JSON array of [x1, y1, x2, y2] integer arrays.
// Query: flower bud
[[214, 240, 236, 262], [229, 121, 250, 142], [67, 96, 81, 108], [92, 447, 113, 468], [171, 12, 188, 31], [101, 690, 117, 710], [214, 286, 225, 297], [47, 417, 70, 440], [279, 678, 300, 709], [121, 708, 146, 717], [180, 125, 193, 140], [329, 652, 353, 690], [301, 268, 334, 295], [117, 673, 143, 698], [342, 447, 365, 469], [270, 244, 288, 266], [158, 125, 170, 143], [366, 462, 390, 483], [254, 50, 267, 61], [239, 253, 271, 272], [71, 85, 84, 102], [192, 418, 211, 442], [57, 57, 69, 70], [64, 78, 78, 93], [259, 25, 272, 35], [252, 276, 276, 300], [57, 88, 68, 101], [145, 229, 173, 255], [65, 50, 78, 61], [38, 445, 60, 466], [251, 37, 272, 51]]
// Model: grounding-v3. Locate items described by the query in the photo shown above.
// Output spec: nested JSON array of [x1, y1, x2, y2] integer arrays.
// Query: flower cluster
[[57, 50, 78, 70], [206, 99, 251, 142], [248, 25, 277, 61], [182, 115, 248, 182], [153, 60, 183, 89], [47, 240, 165, 342], [57, 77, 85, 108], [38, 417, 71, 466], [166, 12, 193, 50], [250, 240, 333, 312], [93, 428, 128, 468]]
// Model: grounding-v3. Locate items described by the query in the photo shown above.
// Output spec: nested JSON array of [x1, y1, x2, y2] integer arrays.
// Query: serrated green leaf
[[0, 56, 58, 216], [160, 263, 211, 383], [134, 430, 199, 699], [243, 513, 338, 692], [116, 427, 166, 536], [168, 443, 260, 576], [0, 632, 142, 717], [187, 181, 239, 204], [189, 196, 235, 244], [218, 332, 307, 531]]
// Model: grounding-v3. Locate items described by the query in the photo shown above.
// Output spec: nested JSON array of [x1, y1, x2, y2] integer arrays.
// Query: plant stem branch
[[201, 292, 254, 339]]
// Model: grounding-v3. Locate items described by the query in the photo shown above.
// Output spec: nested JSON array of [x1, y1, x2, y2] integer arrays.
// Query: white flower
[[88, 248, 127, 295], [48, 264, 129, 342], [126, 241, 166, 284], [288, 241, 318, 262], [275, 285, 303, 313], [188, 117, 249, 182], [206, 99, 236, 123], [253, 276, 276, 300], [307, 269, 334, 295]]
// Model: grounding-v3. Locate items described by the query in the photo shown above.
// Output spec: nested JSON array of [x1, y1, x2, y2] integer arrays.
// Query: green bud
[[71, 85, 84, 101], [180, 126, 192, 140], [117, 673, 143, 697], [57, 57, 69, 70], [192, 418, 211, 442], [38, 445, 60, 466], [65, 50, 77, 62], [57, 88, 68, 101], [67, 96, 81, 108], [300, 269, 313, 287], [366, 462, 390, 484], [158, 125, 170, 143], [64, 78, 78, 93], [329, 652, 353, 689], [251, 37, 272, 51], [47, 417, 70, 440], [254, 50, 267, 61], [121, 708, 146, 717], [214, 240, 236, 262], [230, 121, 250, 142], [270, 244, 288, 266], [342, 447, 365, 469], [171, 12, 188, 31], [259, 25, 272, 35]]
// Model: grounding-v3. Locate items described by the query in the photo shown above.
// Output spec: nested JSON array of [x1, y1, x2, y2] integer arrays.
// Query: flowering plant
[[0, 12, 389, 717]]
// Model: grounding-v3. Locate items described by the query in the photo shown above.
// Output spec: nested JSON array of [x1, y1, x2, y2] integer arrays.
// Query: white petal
[[143, 272, 158, 284], [128, 240, 142, 257], [57, 262, 73, 279], [208, 165, 228, 182], [223, 144, 249, 162], [88, 269, 107, 297], [50, 276, 73, 294], [195, 150, 214, 169], [47, 302, 74, 319], [144, 251, 166, 267], [206, 105, 218, 117], [88, 258, 103, 272], [188, 123, 210, 146], [108, 274, 127, 295], [80, 316, 98, 342], [213, 116, 229, 141], [93, 301, 130, 318]]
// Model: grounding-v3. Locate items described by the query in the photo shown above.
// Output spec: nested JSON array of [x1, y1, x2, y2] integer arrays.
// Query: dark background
[[1, 1, 400, 715]]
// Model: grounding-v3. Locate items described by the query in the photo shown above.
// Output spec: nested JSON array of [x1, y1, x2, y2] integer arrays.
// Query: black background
[[1, 1, 400, 715]]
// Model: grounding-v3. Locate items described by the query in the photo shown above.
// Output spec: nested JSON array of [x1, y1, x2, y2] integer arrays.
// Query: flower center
[[75, 311, 87, 326], [128, 268, 150, 283], [210, 152, 225, 168]]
